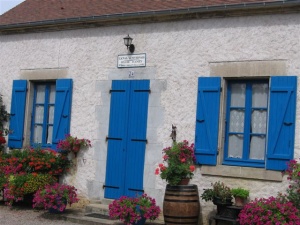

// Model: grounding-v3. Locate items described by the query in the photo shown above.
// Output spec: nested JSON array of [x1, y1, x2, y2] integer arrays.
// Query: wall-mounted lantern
[[123, 34, 135, 53]]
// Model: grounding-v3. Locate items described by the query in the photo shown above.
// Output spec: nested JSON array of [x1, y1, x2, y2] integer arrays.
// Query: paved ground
[[0, 202, 81, 225]]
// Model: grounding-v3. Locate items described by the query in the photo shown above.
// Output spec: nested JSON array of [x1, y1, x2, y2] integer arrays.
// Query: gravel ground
[[0, 202, 81, 225]]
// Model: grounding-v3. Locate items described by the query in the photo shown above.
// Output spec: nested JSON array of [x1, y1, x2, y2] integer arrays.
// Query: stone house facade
[[1, 0, 300, 224]]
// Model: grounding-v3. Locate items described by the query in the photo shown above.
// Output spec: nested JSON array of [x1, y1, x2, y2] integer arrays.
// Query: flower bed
[[0, 148, 72, 205]]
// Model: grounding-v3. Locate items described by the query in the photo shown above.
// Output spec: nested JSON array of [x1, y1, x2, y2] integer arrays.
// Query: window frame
[[223, 79, 269, 168], [30, 82, 56, 148]]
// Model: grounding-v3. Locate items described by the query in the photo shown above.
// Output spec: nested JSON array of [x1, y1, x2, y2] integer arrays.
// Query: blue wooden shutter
[[52, 79, 73, 150], [266, 76, 297, 171], [8, 80, 27, 149], [195, 77, 221, 165], [105, 81, 130, 199], [125, 80, 150, 197]]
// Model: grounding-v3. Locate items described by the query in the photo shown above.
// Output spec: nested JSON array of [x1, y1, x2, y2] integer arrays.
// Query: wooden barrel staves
[[163, 184, 200, 225]]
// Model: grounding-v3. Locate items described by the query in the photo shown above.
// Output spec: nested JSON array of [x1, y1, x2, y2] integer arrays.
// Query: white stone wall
[[1, 12, 300, 224]]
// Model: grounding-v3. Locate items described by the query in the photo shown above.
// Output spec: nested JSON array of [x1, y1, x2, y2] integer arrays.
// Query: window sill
[[200, 165, 283, 182]]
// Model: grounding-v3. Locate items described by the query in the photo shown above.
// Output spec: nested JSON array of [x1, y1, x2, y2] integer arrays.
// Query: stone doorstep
[[59, 203, 165, 225]]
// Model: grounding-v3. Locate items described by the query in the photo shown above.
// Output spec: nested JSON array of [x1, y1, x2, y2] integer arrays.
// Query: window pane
[[230, 83, 246, 107], [229, 109, 244, 132], [49, 84, 56, 104], [251, 110, 267, 133], [35, 106, 44, 123], [34, 125, 43, 143], [252, 83, 268, 107], [48, 106, 55, 124], [228, 134, 243, 158], [36, 85, 46, 103], [249, 136, 265, 160], [47, 126, 53, 144]]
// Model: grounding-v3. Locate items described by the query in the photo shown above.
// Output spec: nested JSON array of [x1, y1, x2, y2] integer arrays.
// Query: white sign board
[[117, 53, 146, 68]]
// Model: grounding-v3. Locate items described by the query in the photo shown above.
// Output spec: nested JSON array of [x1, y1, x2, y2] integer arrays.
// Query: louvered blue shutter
[[125, 80, 149, 197], [105, 81, 130, 199], [266, 76, 297, 171], [195, 77, 221, 165], [8, 80, 27, 149], [52, 79, 72, 150]]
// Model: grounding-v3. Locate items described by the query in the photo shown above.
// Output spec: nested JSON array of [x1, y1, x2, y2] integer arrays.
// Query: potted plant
[[57, 134, 91, 157], [32, 182, 79, 213], [155, 140, 196, 186], [108, 194, 161, 225], [201, 181, 232, 205], [238, 196, 300, 224], [156, 140, 200, 224], [231, 187, 249, 206]]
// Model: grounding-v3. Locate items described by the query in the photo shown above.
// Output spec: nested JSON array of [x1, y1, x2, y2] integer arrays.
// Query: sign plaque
[[117, 53, 146, 68]]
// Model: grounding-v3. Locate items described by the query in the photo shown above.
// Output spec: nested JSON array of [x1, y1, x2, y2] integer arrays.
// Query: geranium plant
[[109, 194, 161, 224], [57, 134, 91, 157], [238, 196, 300, 224], [33, 182, 79, 212], [155, 140, 196, 185]]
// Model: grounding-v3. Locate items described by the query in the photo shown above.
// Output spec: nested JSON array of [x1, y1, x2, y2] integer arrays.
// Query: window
[[8, 79, 73, 150], [195, 76, 297, 171], [31, 83, 56, 148], [223, 80, 268, 168]]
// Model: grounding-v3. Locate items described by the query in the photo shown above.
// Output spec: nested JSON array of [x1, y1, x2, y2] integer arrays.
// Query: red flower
[[155, 168, 160, 175], [189, 165, 195, 172]]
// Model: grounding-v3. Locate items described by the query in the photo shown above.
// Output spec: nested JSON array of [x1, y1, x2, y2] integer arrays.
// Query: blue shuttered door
[[195, 77, 221, 165], [52, 79, 73, 150], [105, 80, 150, 199], [266, 76, 297, 171], [8, 80, 27, 149]]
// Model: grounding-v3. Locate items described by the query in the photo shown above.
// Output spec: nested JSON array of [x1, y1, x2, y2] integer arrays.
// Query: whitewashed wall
[[1, 13, 300, 225]]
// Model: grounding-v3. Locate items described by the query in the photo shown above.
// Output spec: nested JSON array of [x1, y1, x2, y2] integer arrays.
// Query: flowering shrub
[[0, 147, 72, 206], [0, 94, 9, 152], [238, 196, 300, 224], [33, 183, 79, 212], [57, 134, 91, 157], [0, 148, 72, 176], [282, 158, 300, 210], [109, 194, 161, 224], [4, 173, 56, 205], [155, 140, 196, 185]]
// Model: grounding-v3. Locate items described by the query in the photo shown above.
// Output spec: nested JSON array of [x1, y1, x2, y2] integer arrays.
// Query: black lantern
[[123, 34, 135, 53]]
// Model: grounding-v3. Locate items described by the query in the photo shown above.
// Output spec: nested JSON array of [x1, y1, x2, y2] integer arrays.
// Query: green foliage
[[231, 187, 250, 198], [201, 181, 232, 203]]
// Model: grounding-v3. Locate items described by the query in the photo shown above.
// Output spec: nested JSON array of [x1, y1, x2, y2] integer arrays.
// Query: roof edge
[[1, 0, 300, 34]]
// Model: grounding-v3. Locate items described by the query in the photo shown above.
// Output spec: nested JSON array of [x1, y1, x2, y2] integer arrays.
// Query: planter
[[163, 184, 200, 225], [234, 196, 247, 206], [133, 217, 146, 225], [213, 196, 233, 216], [179, 178, 190, 185], [48, 198, 67, 214]]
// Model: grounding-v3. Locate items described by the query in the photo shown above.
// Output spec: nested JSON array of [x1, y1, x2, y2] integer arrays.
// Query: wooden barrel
[[163, 184, 200, 225]]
